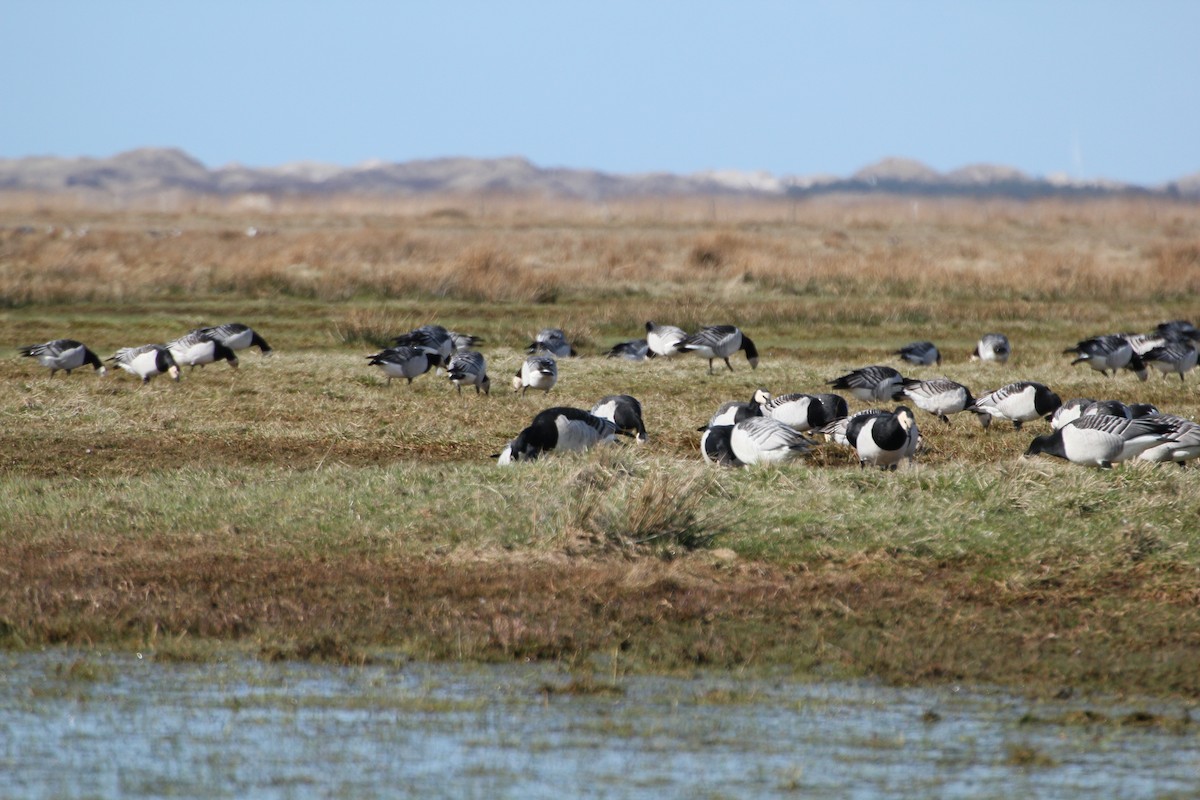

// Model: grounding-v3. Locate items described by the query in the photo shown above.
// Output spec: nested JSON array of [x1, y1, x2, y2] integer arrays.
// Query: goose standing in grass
[[445, 350, 490, 395], [605, 339, 652, 361], [674, 325, 759, 373], [448, 330, 483, 351], [645, 321, 687, 358], [1142, 341, 1198, 381], [1050, 398, 1097, 430], [846, 406, 919, 470], [1024, 414, 1176, 469], [761, 392, 846, 431], [591, 395, 648, 442], [366, 345, 439, 386], [971, 333, 1011, 363], [1081, 399, 1133, 420], [892, 378, 974, 424], [895, 341, 941, 366], [527, 328, 576, 358], [393, 324, 454, 362], [108, 345, 180, 384], [1064, 334, 1140, 378], [167, 331, 239, 370], [18, 339, 107, 377], [1155, 320, 1200, 342], [819, 409, 888, 447], [728, 417, 817, 465], [198, 323, 272, 354], [704, 388, 771, 427], [496, 407, 616, 464], [1137, 414, 1200, 466], [513, 355, 558, 395], [700, 424, 740, 466], [827, 365, 905, 403], [968, 381, 1061, 430]]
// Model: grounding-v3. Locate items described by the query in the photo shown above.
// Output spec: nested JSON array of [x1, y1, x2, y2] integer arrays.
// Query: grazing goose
[[819, 409, 887, 447], [703, 388, 771, 428], [393, 324, 454, 362], [728, 417, 817, 465], [1121, 332, 1166, 356], [591, 394, 648, 442], [895, 341, 941, 366], [827, 365, 905, 403], [1025, 414, 1176, 469], [1082, 399, 1132, 419], [366, 345, 439, 386], [846, 406, 919, 470], [700, 424, 740, 466], [1050, 398, 1097, 430], [892, 378, 974, 424], [1141, 341, 1198, 381], [513, 355, 558, 395], [445, 350, 490, 395], [108, 345, 180, 383], [674, 325, 759, 373], [526, 328, 576, 358], [645, 321, 687, 358], [762, 392, 845, 432], [969, 381, 1061, 430], [1155, 320, 1200, 342], [18, 339, 107, 376], [971, 333, 1011, 363], [496, 407, 616, 464], [1064, 335, 1139, 377], [198, 323, 272, 354], [605, 339, 652, 361], [448, 330, 483, 351], [167, 331, 239, 370], [1137, 414, 1200, 466]]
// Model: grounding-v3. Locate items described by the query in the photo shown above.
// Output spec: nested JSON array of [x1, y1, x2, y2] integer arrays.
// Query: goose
[[819, 409, 887, 447], [674, 325, 759, 373], [496, 407, 616, 464], [971, 333, 1011, 363], [827, 365, 905, 402], [700, 424, 740, 466], [1050, 397, 1097, 430], [968, 381, 1061, 430], [1137, 414, 1200, 466], [513, 355, 558, 395], [393, 324, 454, 363], [1155, 320, 1200, 342], [448, 330, 483, 351], [645, 321, 687, 358], [366, 345, 439, 386], [1141, 341, 1198, 381], [1081, 399, 1132, 419], [1121, 332, 1167, 356], [591, 394, 648, 442], [846, 406, 919, 470], [1024, 414, 1176, 469], [895, 341, 941, 366], [445, 350, 490, 395], [197, 323, 272, 354], [18, 339, 107, 376], [526, 328, 576, 358], [1064, 335, 1137, 377], [605, 339, 652, 361], [728, 417, 817, 465], [892, 378, 974, 424], [703, 388, 771, 428], [167, 331, 239, 370], [107, 345, 180, 383], [762, 392, 845, 431]]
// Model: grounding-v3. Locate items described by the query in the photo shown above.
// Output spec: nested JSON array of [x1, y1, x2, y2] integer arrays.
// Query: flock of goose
[[16, 318, 1200, 470]]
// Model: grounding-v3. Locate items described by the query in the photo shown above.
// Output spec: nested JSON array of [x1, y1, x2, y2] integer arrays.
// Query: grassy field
[[2, 195, 1200, 698]]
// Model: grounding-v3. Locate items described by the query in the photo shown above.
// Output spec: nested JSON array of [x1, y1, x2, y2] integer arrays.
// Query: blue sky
[[4, 1, 1198, 184]]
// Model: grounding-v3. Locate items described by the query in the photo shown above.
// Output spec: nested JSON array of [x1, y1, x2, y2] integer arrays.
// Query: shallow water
[[1, 651, 1198, 799]]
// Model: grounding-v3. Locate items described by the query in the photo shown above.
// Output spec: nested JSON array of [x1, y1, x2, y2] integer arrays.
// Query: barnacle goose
[[197, 323, 272, 354], [818, 409, 887, 447], [18, 339, 107, 376], [968, 382, 1061, 430], [495, 407, 616, 464], [108, 345, 180, 383], [1050, 398, 1097, 430], [761, 392, 846, 431], [700, 424, 740, 466], [645, 321, 687, 358], [393, 324, 454, 362], [1142, 341, 1198, 381], [366, 345, 439, 386], [1082, 399, 1132, 419], [605, 339, 652, 361], [895, 341, 941, 366], [445, 350, 490, 395], [702, 388, 771, 428], [728, 417, 817, 465], [971, 333, 1011, 363], [513, 355, 558, 395], [526, 328, 576, 358], [167, 331, 239, 370], [1064, 335, 1139, 377], [448, 330, 483, 351], [674, 325, 759, 373], [1155, 320, 1200, 342], [892, 378, 974, 424], [827, 365, 905, 403], [1137, 414, 1200, 466], [590, 395, 648, 443], [846, 406, 919, 470], [1024, 414, 1176, 469]]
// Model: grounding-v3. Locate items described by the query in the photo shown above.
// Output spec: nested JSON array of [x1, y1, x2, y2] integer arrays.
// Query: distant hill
[[0, 148, 1196, 201]]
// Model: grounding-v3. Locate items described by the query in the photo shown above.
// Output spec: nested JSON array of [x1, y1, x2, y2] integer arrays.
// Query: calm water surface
[[1, 650, 1197, 799]]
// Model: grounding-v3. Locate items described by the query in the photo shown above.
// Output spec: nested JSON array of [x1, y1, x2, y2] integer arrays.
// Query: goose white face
[[167, 365, 181, 381]]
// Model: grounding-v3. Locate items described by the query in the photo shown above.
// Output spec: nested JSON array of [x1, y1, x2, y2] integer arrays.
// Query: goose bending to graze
[[108, 345, 180, 383], [827, 365, 905, 403], [1050, 398, 1097, 430], [1155, 319, 1200, 342], [605, 339, 652, 361], [729, 417, 817, 465], [1142, 341, 1198, 381], [674, 325, 758, 373], [1082, 399, 1132, 420], [1025, 414, 1176, 469], [895, 341, 941, 366], [703, 388, 771, 428], [1064, 334, 1139, 377], [971, 333, 1011, 363], [18, 339, 107, 376], [496, 407, 616, 464], [1138, 414, 1200, 466], [448, 330, 483, 351], [591, 394, 648, 442], [645, 321, 687, 358], [846, 406, 919, 470], [819, 409, 887, 447], [513, 355, 558, 395], [968, 381, 1061, 430], [168, 331, 239, 370], [700, 424, 740, 466], [892, 378, 974, 424], [526, 328, 576, 358], [762, 392, 845, 431], [197, 323, 272, 354], [367, 345, 439, 386], [393, 324, 454, 362], [445, 350, 490, 395]]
